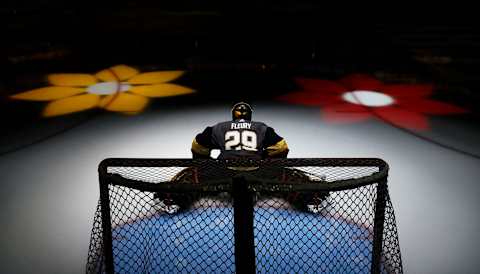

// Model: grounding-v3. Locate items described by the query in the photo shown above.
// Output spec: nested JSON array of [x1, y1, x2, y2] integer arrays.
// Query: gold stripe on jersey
[[191, 138, 211, 155], [266, 139, 289, 156]]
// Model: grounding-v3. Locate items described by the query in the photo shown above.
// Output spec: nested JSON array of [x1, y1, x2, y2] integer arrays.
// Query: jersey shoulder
[[212, 121, 232, 129], [251, 120, 268, 127]]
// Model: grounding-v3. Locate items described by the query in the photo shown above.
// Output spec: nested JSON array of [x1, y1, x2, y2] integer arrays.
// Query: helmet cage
[[231, 102, 253, 121]]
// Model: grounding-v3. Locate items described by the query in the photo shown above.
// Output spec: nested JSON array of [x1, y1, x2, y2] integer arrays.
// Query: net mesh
[[86, 158, 402, 274]]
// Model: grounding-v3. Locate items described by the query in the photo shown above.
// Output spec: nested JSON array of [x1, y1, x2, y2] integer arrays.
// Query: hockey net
[[86, 158, 402, 274]]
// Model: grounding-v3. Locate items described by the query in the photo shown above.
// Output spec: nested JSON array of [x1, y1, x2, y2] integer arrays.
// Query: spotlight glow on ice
[[86, 82, 131, 95], [342, 90, 395, 107]]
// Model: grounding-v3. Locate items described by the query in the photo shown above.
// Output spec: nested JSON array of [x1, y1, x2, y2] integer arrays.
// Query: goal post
[[86, 158, 402, 274]]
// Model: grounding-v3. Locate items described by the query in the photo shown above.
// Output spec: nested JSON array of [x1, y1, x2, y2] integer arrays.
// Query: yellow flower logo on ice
[[10, 65, 194, 117]]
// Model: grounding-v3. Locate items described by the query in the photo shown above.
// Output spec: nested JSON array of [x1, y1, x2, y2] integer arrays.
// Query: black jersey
[[193, 119, 286, 159]]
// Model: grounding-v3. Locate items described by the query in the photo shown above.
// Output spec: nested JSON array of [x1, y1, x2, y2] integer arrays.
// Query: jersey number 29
[[225, 130, 257, 151]]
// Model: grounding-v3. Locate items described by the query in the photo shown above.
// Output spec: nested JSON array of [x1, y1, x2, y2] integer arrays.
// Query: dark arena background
[[1, 3, 480, 274]]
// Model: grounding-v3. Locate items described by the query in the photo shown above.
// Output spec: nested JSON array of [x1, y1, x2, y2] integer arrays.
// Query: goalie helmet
[[231, 102, 253, 121]]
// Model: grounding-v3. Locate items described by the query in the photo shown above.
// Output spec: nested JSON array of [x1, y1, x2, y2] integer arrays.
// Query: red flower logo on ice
[[278, 74, 467, 130]]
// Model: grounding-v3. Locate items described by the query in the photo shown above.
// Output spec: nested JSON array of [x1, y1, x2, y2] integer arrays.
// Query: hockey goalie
[[154, 102, 328, 213]]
